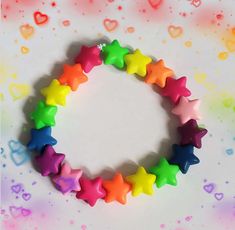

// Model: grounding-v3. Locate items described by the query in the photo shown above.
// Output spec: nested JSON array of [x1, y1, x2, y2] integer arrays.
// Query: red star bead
[[74, 45, 102, 73], [161, 77, 191, 104]]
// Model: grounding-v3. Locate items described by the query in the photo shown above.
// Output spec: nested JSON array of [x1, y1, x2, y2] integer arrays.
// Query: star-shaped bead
[[102, 40, 129, 69], [58, 64, 88, 91], [172, 97, 201, 124], [149, 157, 179, 188], [145, 59, 174, 88], [52, 162, 83, 194], [169, 144, 200, 174], [178, 119, 208, 148], [41, 79, 71, 106], [35, 145, 65, 176], [126, 166, 156, 197], [124, 49, 152, 77], [102, 172, 131, 204], [76, 177, 106, 207], [75, 45, 102, 73], [161, 77, 191, 104], [31, 100, 57, 129], [27, 127, 57, 152]]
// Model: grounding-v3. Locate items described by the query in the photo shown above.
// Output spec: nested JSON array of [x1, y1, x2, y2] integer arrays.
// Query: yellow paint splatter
[[194, 73, 207, 84], [0, 64, 17, 84], [184, 41, 192, 47], [218, 51, 228, 60], [21, 46, 30, 54], [8, 83, 31, 101], [225, 39, 235, 52], [0, 93, 4, 101]]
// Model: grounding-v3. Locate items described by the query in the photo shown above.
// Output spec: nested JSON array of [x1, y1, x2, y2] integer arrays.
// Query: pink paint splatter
[[81, 224, 87, 230]]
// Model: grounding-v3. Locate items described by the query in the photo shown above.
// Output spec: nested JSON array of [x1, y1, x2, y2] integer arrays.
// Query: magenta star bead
[[35, 145, 65, 176], [76, 177, 106, 207], [52, 162, 83, 194], [172, 96, 201, 124], [161, 77, 191, 104], [178, 119, 208, 148], [75, 45, 102, 73]]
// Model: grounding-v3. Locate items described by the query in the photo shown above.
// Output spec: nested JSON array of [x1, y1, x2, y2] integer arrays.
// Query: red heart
[[148, 0, 163, 9], [191, 0, 201, 8], [34, 11, 49, 25]]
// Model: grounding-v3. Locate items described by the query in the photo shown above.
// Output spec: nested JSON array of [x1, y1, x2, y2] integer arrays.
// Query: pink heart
[[21, 208, 32, 217], [191, 0, 201, 8], [148, 0, 163, 9], [9, 206, 22, 218]]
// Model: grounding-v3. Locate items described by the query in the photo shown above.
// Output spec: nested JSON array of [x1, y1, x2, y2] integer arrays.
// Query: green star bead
[[102, 40, 129, 69], [31, 100, 58, 129], [149, 157, 179, 188]]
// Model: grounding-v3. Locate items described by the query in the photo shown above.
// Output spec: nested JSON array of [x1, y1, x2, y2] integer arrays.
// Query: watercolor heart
[[214, 193, 224, 201], [191, 0, 202, 8], [11, 184, 23, 194], [21, 208, 32, 217], [203, 183, 215, 193], [148, 0, 163, 9], [20, 24, 35, 40], [0, 147, 4, 154], [10, 148, 29, 166], [54, 177, 74, 194], [103, 18, 118, 32], [226, 40, 235, 52], [9, 206, 22, 218], [8, 140, 22, 152], [21, 46, 30, 54], [8, 83, 31, 101], [22, 193, 31, 201], [34, 11, 49, 25], [168, 25, 183, 38]]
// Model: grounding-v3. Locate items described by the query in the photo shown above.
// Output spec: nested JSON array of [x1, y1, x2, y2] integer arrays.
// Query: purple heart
[[21, 208, 31, 217], [54, 177, 74, 193], [214, 193, 224, 201], [203, 183, 215, 193], [22, 193, 31, 201], [9, 206, 22, 218], [11, 184, 22, 194]]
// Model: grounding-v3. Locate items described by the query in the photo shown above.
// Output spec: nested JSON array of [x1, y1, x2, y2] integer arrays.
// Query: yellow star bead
[[41, 79, 71, 106], [126, 166, 156, 197], [124, 49, 152, 77]]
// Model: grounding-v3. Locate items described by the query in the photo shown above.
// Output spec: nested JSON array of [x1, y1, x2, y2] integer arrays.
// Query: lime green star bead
[[31, 100, 58, 129], [102, 40, 129, 69], [149, 157, 179, 188]]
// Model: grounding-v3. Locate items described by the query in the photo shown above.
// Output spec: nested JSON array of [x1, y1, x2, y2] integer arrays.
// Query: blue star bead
[[27, 127, 57, 152], [169, 144, 200, 174]]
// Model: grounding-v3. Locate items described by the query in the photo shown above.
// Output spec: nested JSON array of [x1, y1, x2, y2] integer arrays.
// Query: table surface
[[1, 0, 235, 230]]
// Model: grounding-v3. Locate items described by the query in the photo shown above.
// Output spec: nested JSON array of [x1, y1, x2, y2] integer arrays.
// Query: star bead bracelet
[[27, 39, 208, 207]]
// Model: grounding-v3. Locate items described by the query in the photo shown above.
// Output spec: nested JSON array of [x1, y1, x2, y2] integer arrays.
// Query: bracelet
[[27, 39, 207, 207]]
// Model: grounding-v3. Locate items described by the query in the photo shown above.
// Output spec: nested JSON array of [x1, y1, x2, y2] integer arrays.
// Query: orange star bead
[[58, 64, 88, 91], [145, 59, 174, 88], [102, 173, 131, 205]]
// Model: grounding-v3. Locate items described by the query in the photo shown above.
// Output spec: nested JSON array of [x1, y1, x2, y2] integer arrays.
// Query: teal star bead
[[31, 100, 58, 129], [102, 40, 129, 69], [149, 157, 179, 188]]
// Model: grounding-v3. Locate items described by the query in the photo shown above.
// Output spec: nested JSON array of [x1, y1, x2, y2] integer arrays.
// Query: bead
[[76, 177, 106, 207], [75, 45, 102, 73], [52, 162, 83, 194], [31, 100, 57, 129], [126, 166, 156, 197], [27, 127, 57, 152], [35, 145, 65, 176], [161, 77, 191, 104], [145, 59, 174, 87], [41, 79, 71, 106], [172, 97, 201, 124], [102, 40, 129, 69], [124, 49, 152, 77], [58, 64, 88, 91], [178, 119, 208, 149], [149, 157, 179, 188], [102, 172, 131, 204], [169, 144, 199, 174]]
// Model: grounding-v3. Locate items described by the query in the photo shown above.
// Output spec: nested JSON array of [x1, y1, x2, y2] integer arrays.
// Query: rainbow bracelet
[[27, 39, 208, 207]]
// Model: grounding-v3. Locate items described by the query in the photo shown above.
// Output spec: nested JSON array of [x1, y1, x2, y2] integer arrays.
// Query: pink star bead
[[76, 177, 106, 207], [172, 97, 201, 124], [52, 162, 83, 194], [161, 77, 191, 104], [35, 145, 65, 176], [74, 45, 102, 73]]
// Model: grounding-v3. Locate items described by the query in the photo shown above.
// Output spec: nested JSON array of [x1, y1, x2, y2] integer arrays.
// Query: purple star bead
[[76, 177, 106, 207], [178, 119, 208, 149], [35, 145, 65, 176]]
